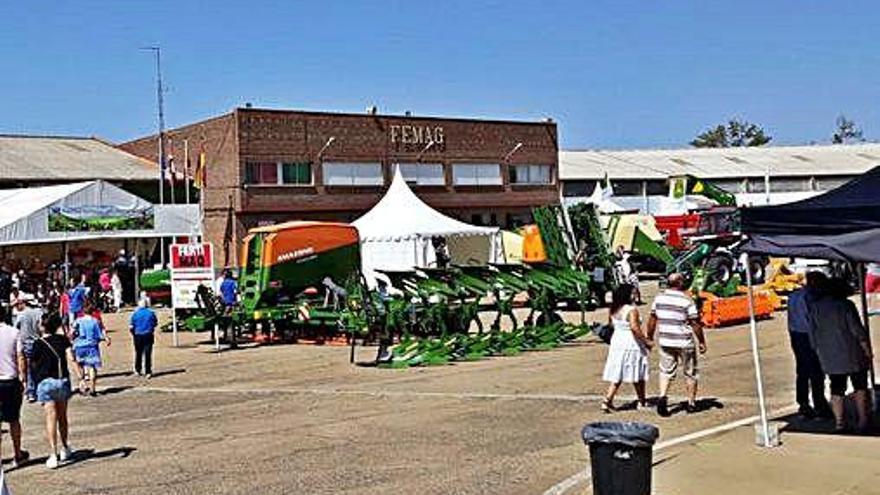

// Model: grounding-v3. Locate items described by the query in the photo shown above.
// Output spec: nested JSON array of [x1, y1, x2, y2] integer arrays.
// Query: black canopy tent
[[738, 166, 880, 446], [741, 164, 880, 259]]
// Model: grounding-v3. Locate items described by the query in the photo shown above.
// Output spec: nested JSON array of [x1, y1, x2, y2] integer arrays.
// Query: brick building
[[120, 107, 559, 264]]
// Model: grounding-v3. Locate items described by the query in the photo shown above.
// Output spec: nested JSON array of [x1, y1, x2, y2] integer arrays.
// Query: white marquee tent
[[353, 167, 499, 283], [0, 180, 200, 246]]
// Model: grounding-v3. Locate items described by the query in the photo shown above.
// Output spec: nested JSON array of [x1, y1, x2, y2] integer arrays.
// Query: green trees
[[831, 114, 864, 144], [691, 119, 772, 148]]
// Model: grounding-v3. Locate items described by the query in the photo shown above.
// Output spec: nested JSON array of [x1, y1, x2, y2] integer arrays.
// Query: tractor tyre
[[749, 257, 768, 284], [705, 253, 735, 285]]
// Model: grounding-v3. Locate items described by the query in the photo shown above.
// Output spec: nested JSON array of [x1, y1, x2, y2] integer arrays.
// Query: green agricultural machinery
[[374, 205, 604, 368], [191, 221, 381, 349], [185, 213, 602, 367]]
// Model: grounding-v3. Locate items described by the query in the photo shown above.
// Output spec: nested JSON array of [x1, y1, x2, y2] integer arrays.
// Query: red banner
[[170, 243, 213, 271]]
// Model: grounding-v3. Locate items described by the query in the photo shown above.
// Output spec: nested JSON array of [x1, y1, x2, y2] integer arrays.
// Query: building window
[[397, 163, 445, 186], [510, 164, 552, 185], [281, 162, 312, 185], [245, 162, 278, 185], [713, 179, 746, 194], [746, 179, 766, 193], [323, 162, 383, 186], [452, 163, 502, 186], [645, 180, 667, 196], [611, 180, 642, 196]]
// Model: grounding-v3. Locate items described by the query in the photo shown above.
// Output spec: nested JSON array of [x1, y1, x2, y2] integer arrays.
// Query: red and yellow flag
[[194, 152, 206, 189]]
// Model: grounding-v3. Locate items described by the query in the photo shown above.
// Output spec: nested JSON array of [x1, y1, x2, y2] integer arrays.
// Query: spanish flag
[[194, 152, 206, 189]]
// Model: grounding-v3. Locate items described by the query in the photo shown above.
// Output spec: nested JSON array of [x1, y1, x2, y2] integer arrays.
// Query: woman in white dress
[[601, 283, 652, 412]]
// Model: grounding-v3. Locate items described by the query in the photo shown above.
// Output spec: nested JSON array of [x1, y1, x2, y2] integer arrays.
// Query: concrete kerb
[[542, 405, 799, 495]]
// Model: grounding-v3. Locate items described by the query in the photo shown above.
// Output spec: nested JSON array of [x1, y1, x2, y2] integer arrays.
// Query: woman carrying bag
[[600, 284, 652, 412], [32, 314, 82, 469]]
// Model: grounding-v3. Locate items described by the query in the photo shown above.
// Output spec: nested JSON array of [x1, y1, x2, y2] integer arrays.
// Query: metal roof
[[559, 143, 880, 181], [0, 135, 157, 182]]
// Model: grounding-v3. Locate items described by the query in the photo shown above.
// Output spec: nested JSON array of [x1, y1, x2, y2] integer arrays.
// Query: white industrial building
[[559, 143, 880, 213]]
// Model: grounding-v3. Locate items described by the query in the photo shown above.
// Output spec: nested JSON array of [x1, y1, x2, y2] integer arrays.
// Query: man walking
[[787, 271, 832, 418], [67, 277, 88, 327], [13, 295, 42, 403], [129, 298, 158, 378], [219, 269, 238, 309], [0, 306, 29, 467], [219, 269, 239, 348], [647, 273, 706, 416]]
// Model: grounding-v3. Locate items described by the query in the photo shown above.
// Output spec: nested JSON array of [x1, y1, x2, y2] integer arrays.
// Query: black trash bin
[[581, 421, 659, 495]]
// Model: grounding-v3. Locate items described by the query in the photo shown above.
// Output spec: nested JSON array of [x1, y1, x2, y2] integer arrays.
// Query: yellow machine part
[[601, 213, 665, 252], [500, 230, 524, 263], [761, 258, 805, 294], [521, 224, 547, 263]]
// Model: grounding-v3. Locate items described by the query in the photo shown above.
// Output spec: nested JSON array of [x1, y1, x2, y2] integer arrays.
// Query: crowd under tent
[[0, 180, 199, 246], [0, 180, 200, 294], [739, 166, 880, 447], [352, 167, 499, 284]]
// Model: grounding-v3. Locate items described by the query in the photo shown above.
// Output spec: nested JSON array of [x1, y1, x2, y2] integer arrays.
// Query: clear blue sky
[[1, 1, 877, 148]]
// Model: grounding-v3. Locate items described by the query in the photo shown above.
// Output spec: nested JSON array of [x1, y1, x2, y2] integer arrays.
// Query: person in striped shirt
[[647, 273, 706, 416]]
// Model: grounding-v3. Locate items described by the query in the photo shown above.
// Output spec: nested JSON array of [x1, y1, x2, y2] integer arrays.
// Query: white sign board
[[169, 243, 214, 309]]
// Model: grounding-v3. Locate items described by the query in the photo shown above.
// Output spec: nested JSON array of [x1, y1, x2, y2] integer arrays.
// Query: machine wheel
[[705, 254, 734, 285], [749, 257, 768, 284]]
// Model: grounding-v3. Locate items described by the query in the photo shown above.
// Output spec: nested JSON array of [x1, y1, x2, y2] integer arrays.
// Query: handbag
[[594, 323, 614, 344]]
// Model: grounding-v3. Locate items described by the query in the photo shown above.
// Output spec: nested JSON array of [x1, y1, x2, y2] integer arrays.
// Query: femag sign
[[169, 243, 215, 309]]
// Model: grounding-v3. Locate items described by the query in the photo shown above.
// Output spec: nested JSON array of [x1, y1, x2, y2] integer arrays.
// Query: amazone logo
[[277, 247, 316, 263]]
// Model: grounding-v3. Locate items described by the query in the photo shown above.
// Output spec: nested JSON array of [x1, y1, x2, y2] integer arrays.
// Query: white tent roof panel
[[353, 167, 497, 241], [0, 181, 200, 246]]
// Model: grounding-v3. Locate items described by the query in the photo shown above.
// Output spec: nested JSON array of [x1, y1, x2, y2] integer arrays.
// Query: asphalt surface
[[6, 284, 876, 494]]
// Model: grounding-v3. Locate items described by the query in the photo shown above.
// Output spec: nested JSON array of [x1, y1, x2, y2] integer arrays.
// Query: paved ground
[[5, 283, 878, 494], [651, 421, 880, 495]]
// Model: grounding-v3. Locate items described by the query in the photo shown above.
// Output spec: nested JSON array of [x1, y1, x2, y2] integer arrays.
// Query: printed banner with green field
[[48, 205, 154, 232]]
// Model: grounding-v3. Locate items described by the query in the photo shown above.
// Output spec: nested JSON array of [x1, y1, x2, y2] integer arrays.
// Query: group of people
[[601, 273, 706, 417], [788, 272, 873, 434], [0, 251, 137, 318], [600, 267, 874, 434], [0, 273, 160, 470]]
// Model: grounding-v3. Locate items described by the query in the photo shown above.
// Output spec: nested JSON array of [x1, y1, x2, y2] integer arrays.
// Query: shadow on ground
[[779, 386, 880, 436], [101, 368, 187, 380], [12, 446, 136, 471], [613, 397, 725, 415]]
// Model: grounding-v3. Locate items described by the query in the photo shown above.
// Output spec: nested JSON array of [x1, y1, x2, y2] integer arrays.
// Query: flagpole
[[168, 138, 176, 205], [184, 139, 191, 204], [197, 149, 205, 243], [142, 45, 166, 267]]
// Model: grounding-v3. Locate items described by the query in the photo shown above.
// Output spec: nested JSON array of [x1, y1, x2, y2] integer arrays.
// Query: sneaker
[[657, 396, 670, 417], [11, 450, 29, 469], [26, 396, 36, 403], [46, 454, 59, 469], [133, 369, 142, 377], [685, 402, 699, 414], [145, 373, 152, 380], [59, 446, 73, 462]]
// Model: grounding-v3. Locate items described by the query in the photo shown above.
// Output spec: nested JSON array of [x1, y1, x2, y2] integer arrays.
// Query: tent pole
[[63, 242, 69, 285], [745, 252, 772, 447], [857, 263, 876, 404], [134, 241, 140, 303]]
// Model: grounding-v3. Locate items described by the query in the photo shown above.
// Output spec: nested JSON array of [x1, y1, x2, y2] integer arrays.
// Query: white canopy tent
[[353, 167, 499, 283], [0, 180, 200, 246]]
